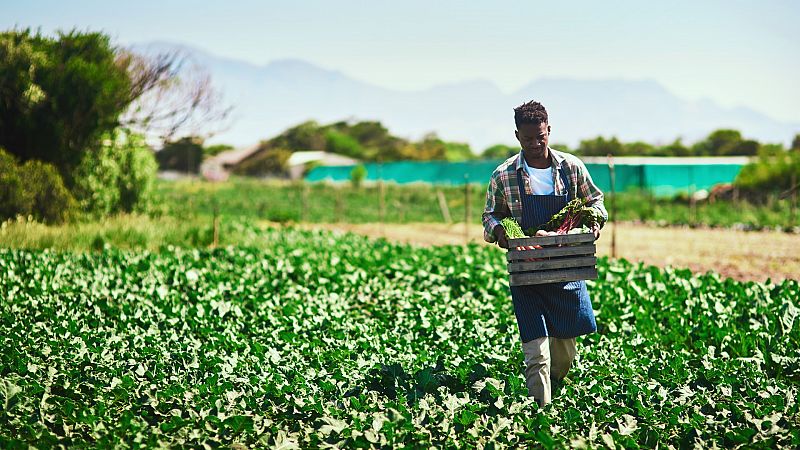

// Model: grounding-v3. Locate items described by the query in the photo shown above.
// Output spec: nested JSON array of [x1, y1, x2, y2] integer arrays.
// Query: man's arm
[[482, 171, 511, 247], [574, 160, 608, 237]]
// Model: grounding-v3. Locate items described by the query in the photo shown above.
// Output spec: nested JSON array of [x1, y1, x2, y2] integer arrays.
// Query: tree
[[345, 121, 404, 160], [691, 129, 757, 156], [481, 144, 518, 159], [72, 128, 157, 216], [270, 121, 326, 151], [156, 137, 204, 173], [577, 136, 624, 156], [735, 142, 798, 198], [623, 141, 656, 157], [119, 49, 231, 144], [444, 142, 474, 161], [0, 28, 229, 184], [325, 130, 364, 158], [658, 138, 691, 157], [0, 29, 133, 182], [706, 129, 742, 155]]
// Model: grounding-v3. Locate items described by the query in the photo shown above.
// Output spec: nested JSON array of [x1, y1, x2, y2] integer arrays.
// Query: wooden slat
[[509, 267, 598, 286], [507, 233, 595, 247], [507, 244, 596, 261], [508, 256, 597, 273]]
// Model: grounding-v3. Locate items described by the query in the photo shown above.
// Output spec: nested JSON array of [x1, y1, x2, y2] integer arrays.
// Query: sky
[[2, 0, 799, 123]]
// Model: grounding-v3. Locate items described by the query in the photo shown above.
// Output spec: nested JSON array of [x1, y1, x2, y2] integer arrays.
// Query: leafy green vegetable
[[538, 198, 603, 234], [0, 227, 797, 448], [501, 217, 526, 239]]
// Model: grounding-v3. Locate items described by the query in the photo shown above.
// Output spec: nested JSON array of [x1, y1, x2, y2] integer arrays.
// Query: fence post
[[437, 190, 452, 223], [608, 154, 616, 259], [792, 171, 798, 228], [689, 165, 697, 226], [379, 179, 386, 237], [464, 174, 470, 244]]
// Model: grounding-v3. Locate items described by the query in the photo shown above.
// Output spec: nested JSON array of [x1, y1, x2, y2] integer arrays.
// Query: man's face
[[515, 122, 550, 159]]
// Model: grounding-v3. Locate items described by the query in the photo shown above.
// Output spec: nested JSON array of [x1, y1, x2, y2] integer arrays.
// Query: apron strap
[[557, 164, 571, 201]]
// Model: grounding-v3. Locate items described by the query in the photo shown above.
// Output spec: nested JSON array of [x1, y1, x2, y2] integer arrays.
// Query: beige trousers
[[520, 336, 577, 406]]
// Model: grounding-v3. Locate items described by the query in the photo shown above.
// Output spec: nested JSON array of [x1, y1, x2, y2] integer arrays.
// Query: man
[[482, 100, 608, 406]]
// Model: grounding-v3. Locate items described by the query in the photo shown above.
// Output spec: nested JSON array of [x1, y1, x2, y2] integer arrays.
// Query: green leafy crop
[[537, 198, 603, 234], [0, 227, 797, 448], [500, 217, 526, 239]]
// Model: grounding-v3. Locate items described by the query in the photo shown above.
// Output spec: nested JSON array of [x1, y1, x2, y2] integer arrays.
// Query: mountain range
[[132, 41, 799, 152]]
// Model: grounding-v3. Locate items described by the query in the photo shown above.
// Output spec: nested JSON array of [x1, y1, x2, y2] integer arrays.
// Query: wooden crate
[[506, 233, 597, 286]]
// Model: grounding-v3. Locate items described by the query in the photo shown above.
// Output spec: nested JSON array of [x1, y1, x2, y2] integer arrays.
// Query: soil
[[297, 222, 800, 283]]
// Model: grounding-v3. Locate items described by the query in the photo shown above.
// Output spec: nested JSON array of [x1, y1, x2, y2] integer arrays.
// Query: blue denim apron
[[510, 169, 597, 342]]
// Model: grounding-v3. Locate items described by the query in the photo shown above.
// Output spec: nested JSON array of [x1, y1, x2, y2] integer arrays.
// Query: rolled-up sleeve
[[575, 160, 608, 228], [482, 170, 510, 243]]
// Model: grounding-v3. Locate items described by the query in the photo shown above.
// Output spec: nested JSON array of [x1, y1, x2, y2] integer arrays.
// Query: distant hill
[[130, 41, 800, 151]]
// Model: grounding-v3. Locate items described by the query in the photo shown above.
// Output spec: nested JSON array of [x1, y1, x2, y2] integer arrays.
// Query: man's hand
[[493, 224, 509, 249], [592, 224, 601, 240]]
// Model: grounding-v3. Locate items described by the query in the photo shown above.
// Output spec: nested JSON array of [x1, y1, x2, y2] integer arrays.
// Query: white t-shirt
[[522, 157, 555, 195]]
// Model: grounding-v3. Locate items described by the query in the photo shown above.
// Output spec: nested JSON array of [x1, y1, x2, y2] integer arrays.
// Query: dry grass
[[3, 215, 796, 283], [299, 222, 800, 283]]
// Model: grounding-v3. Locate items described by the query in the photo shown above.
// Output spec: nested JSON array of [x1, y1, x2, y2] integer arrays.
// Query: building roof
[[205, 144, 261, 166], [287, 151, 359, 167]]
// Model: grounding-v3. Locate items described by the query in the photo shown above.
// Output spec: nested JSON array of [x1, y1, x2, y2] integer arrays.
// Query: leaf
[[617, 414, 638, 436], [1, 379, 23, 410], [601, 433, 616, 450], [780, 299, 799, 334], [318, 417, 348, 436], [223, 415, 254, 433]]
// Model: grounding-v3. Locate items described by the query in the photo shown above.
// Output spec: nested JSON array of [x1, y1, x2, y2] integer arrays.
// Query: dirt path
[[297, 222, 800, 283]]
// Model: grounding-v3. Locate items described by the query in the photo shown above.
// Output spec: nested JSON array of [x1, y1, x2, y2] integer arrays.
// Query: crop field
[[1, 226, 798, 448], [156, 178, 797, 231]]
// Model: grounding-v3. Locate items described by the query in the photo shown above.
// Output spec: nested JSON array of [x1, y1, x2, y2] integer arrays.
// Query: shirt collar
[[515, 147, 564, 171]]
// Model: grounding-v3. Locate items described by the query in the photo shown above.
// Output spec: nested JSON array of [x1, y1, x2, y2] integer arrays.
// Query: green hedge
[[0, 148, 76, 223], [736, 145, 800, 197], [72, 128, 157, 217]]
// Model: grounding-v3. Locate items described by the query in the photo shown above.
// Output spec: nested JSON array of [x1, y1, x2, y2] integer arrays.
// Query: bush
[[735, 144, 800, 199], [118, 132, 158, 213], [19, 160, 77, 223], [72, 141, 122, 216], [0, 29, 133, 177], [350, 164, 367, 188], [72, 128, 157, 216], [156, 137, 204, 173], [0, 147, 76, 223], [326, 130, 364, 159], [0, 148, 31, 219]]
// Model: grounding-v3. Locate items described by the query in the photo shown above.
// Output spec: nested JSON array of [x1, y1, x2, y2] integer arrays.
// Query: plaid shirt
[[482, 148, 608, 243]]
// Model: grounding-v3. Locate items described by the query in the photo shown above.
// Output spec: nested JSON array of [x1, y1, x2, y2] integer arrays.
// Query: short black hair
[[514, 100, 548, 128]]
